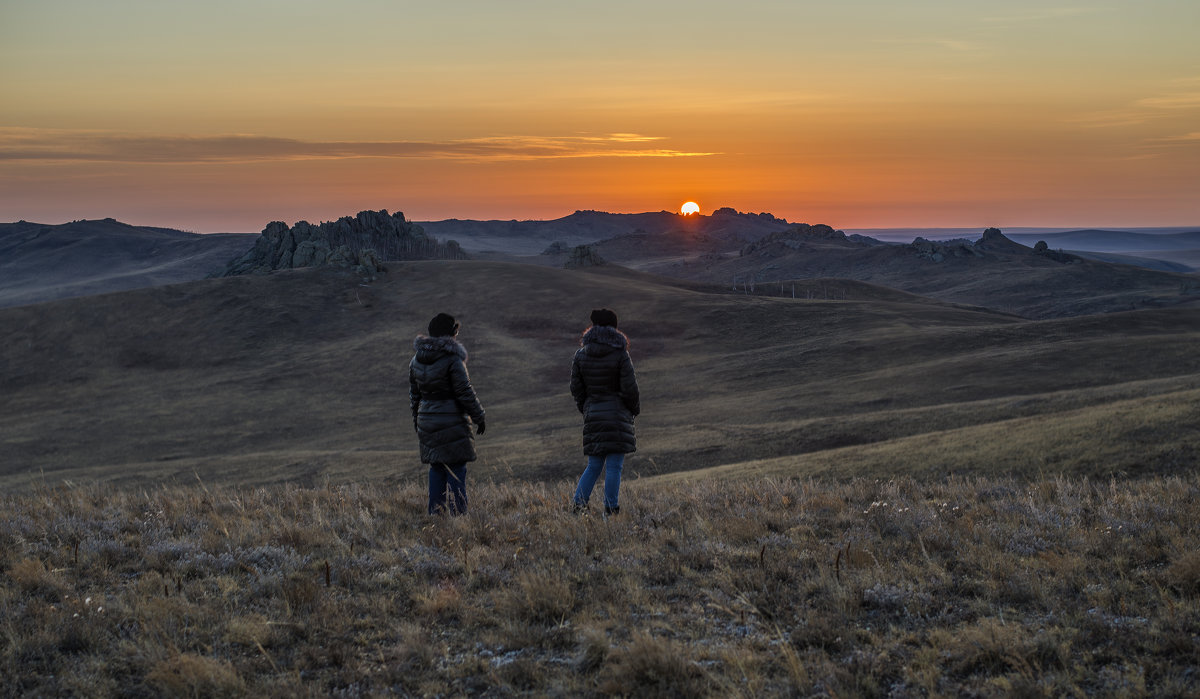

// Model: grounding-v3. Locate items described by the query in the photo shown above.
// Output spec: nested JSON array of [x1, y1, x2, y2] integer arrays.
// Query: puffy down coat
[[409, 336, 486, 465], [570, 325, 640, 455]]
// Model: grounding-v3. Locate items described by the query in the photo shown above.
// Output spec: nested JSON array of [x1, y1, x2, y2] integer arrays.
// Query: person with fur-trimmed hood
[[410, 313, 486, 515], [570, 308, 640, 516]]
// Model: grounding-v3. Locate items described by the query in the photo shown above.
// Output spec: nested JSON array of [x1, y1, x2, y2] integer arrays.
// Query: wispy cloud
[[872, 38, 980, 52], [1148, 132, 1200, 144], [1136, 92, 1200, 110], [0, 128, 717, 163], [1074, 81, 1200, 129], [983, 7, 1098, 24]]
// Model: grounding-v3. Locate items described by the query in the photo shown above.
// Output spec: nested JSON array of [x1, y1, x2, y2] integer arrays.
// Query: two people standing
[[409, 308, 639, 516]]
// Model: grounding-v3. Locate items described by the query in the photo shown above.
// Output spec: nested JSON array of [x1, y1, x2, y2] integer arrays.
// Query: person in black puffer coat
[[570, 308, 640, 516], [410, 313, 486, 515]]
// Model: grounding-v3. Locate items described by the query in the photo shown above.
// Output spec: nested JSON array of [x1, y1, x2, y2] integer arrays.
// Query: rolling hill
[[1005, 228, 1200, 253], [2, 261, 1197, 493], [0, 219, 255, 308], [417, 207, 794, 254], [601, 226, 1200, 318]]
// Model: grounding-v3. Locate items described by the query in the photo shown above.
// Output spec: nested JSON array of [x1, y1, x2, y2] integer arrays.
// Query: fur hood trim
[[581, 325, 628, 350], [413, 335, 468, 361]]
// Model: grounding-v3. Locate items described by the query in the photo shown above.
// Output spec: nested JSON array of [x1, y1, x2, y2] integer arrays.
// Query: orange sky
[[2, 2, 1198, 232]]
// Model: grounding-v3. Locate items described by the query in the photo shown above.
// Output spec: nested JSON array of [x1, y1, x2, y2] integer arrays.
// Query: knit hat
[[428, 313, 460, 337], [590, 308, 618, 328]]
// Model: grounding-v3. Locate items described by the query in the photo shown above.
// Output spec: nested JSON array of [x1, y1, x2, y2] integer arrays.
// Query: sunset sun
[[680, 201, 700, 215]]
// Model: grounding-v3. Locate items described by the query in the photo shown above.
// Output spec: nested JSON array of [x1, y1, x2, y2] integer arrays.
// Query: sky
[[2, 0, 1198, 233]]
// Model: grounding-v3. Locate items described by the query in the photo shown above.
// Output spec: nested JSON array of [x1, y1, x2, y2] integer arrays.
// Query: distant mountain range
[[1005, 229, 1200, 253], [574, 225, 1200, 318], [417, 207, 795, 254]]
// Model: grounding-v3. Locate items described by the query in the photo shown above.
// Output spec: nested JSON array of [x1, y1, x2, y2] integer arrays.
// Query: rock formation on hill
[[564, 245, 606, 268], [974, 227, 1031, 254], [640, 225, 1200, 318], [418, 207, 798, 254], [219, 209, 466, 277], [739, 224, 852, 256], [1031, 239, 1083, 264], [909, 237, 984, 262]]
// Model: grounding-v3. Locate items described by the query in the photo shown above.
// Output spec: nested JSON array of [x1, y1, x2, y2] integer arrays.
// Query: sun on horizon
[[680, 201, 700, 216]]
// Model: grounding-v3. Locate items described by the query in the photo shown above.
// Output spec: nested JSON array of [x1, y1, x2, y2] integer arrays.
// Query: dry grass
[[3, 474, 1199, 696]]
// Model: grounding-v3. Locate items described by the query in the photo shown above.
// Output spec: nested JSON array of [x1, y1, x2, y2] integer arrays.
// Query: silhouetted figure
[[570, 308, 640, 515], [410, 313, 486, 515]]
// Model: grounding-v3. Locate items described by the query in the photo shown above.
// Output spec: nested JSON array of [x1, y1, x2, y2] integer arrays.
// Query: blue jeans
[[428, 463, 467, 515], [573, 453, 625, 510]]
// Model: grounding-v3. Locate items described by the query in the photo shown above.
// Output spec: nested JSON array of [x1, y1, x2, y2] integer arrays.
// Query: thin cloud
[[983, 7, 1098, 24], [1075, 85, 1200, 128], [1148, 132, 1200, 144], [873, 38, 980, 52], [1071, 110, 1154, 128], [1136, 93, 1200, 110], [0, 128, 717, 163]]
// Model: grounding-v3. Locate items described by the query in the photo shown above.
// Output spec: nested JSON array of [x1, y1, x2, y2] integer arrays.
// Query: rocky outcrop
[[1031, 239, 1083, 264], [974, 227, 1029, 254], [219, 209, 466, 277], [564, 245, 606, 268], [541, 241, 571, 255], [739, 224, 848, 255], [910, 237, 984, 262]]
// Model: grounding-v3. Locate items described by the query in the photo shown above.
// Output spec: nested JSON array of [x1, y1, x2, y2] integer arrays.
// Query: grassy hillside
[[0, 219, 254, 308], [2, 260, 1199, 492], [623, 229, 1200, 318], [2, 476, 1198, 695]]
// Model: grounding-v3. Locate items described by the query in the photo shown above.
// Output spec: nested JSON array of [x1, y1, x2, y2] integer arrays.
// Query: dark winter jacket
[[409, 336, 486, 465], [570, 325, 640, 455]]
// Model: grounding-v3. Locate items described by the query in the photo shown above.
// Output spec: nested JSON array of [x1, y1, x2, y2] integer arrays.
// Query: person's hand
[[413, 415, 419, 432], [476, 418, 486, 436]]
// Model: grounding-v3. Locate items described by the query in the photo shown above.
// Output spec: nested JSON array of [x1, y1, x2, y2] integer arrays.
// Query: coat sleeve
[[448, 357, 485, 423], [619, 351, 640, 416], [409, 360, 421, 418], [569, 352, 586, 413]]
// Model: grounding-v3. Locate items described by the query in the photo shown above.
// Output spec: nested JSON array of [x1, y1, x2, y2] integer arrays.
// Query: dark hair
[[428, 313, 460, 337], [590, 308, 618, 328]]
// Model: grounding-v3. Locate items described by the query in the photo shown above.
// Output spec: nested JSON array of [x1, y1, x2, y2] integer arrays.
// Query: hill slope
[[0, 219, 254, 308], [2, 261, 1198, 492], [626, 227, 1200, 318], [418, 208, 793, 254], [1006, 228, 1200, 253]]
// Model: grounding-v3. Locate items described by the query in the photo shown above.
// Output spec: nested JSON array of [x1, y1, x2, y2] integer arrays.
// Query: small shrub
[[492, 656, 546, 692], [502, 567, 574, 625], [574, 626, 610, 674], [223, 614, 275, 648], [788, 611, 850, 653], [599, 632, 713, 698], [1165, 550, 1200, 594], [6, 558, 66, 600], [145, 653, 245, 697], [413, 580, 463, 620]]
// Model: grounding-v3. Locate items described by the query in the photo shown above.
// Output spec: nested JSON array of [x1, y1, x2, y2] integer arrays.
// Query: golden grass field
[[1, 260, 1197, 490], [2, 260, 1199, 695], [2, 476, 1198, 696]]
